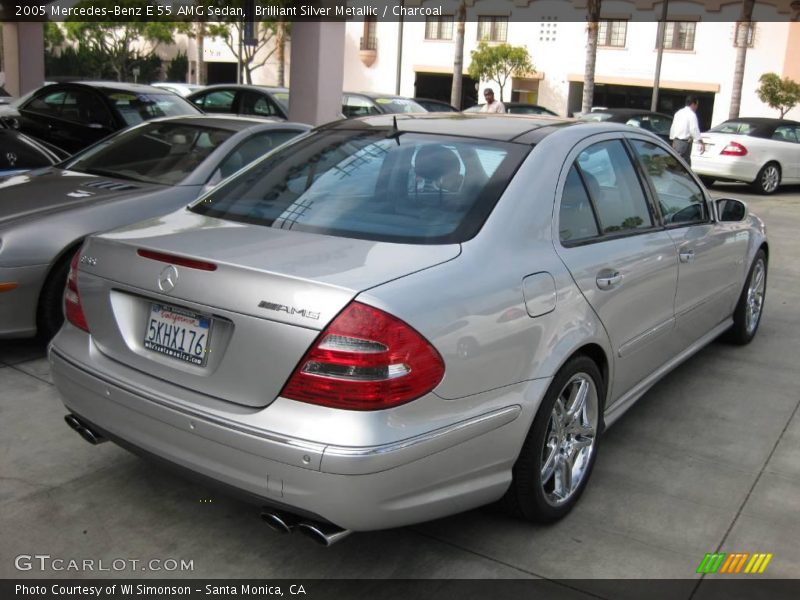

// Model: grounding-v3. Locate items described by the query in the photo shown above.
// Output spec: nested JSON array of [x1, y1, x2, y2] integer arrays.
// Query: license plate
[[143, 303, 211, 366]]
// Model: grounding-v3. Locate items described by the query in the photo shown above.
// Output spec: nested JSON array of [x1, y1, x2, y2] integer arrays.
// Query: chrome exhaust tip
[[296, 522, 352, 546], [64, 414, 106, 445], [260, 509, 299, 534]]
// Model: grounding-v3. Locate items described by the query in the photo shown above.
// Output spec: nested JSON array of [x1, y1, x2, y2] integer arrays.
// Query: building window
[[425, 16, 454, 40], [598, 20, 627, 47], [660, 21, 696, 51], [477, 16, 508, 42], [361, 17, 377, 51], [734, 21, 755, 47]]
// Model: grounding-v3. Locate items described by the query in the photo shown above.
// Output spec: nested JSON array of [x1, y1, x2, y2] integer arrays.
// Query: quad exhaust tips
[[260, 509, 352, 546], [64, 414, 107, 445]]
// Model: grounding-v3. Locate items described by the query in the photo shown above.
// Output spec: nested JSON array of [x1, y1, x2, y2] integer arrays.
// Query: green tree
[[166, 51, 189, 82], [757, 72, 800, 118], [467, 42, 534, 101], [60, 1, 186, 82]]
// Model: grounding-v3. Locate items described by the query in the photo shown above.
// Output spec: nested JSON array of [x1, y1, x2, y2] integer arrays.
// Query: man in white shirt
[[480, 88, 505, 114], [669, 95, 705, 164]]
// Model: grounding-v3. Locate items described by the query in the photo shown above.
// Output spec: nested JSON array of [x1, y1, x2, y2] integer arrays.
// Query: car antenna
[[386, 115, 403, 145]]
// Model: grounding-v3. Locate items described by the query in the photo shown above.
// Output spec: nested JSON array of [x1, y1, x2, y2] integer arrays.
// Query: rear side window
[[710, 121, 754, 135], [576, 140, 653, 234], [630, 140, 707, 225], [191, 130, 529, 244], [559, 166, 599, 243]]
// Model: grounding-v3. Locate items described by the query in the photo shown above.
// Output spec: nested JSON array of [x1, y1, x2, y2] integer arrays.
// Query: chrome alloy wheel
[[760, 165, 780, 193], [540, 373, 599, 506], [746, 258, 766, 335]]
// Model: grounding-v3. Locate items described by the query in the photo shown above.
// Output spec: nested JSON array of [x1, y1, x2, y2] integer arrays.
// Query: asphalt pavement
[[1, 183, 798, 597]]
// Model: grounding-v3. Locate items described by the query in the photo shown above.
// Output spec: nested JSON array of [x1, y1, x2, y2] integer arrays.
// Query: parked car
[[578, 108, 673, 143], [187, 85, 289, 120], [413, 98, 459, 112], [151, 82, 205, 97], [0, 129, 70, 176], [0, 116, 309, 339], [0, 81, 202, 154], [342, 92, 427, 117], [464, 102, 558, 116], [51, 115, 767, 545], [691, 118, 800, 194]]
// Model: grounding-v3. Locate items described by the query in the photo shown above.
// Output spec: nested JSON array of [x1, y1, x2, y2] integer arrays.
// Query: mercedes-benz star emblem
[[157, 265, 179, 293]]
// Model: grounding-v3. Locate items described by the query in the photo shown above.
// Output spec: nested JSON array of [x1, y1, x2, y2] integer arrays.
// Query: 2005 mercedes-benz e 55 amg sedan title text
[[50, 114, 768, 545]]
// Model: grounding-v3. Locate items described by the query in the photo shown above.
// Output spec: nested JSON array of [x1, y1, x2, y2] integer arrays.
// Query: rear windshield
[[191, 130, 529, 244], [709, 121, 755, 135]]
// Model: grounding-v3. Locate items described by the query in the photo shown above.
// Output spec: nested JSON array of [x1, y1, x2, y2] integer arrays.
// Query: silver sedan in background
[[51, 115, 767, 545], [0, 116, 309, 339]]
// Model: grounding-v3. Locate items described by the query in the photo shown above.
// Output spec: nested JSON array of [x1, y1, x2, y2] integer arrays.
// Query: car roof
[[39, 81, 175, 94], [320, 113, 578, 143], [592, 108, 671, 117], [193, 84, 289, 93], [719, 117, 800, 126], [132, 115, 306, 132]]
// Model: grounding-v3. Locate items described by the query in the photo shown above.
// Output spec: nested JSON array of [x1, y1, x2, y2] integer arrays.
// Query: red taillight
[[137, 249, 217, 271], [281, 302, 445, 410], [721, 141, 748, 156], [64, 250, 89, 332]]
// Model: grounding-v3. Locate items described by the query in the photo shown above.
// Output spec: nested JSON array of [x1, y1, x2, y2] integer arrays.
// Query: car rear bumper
[[50, 326, 541, 531], [0, 263, 47, 338], [690, 154, 759, 182]]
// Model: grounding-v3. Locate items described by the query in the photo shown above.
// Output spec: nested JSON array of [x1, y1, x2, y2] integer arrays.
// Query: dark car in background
[[0, 130, 70, 176], [0, 82, 201, 154], [463, 102, 558, 116], [578, 109, 673, 143], [342, 92, 427, 118], [413, 98, 459, 112], [0, 116, 309, 340], [187, 85, 290, 120]]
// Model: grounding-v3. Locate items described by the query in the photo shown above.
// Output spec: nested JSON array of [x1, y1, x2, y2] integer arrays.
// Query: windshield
[[105, 91, 200, 126], [191, 130, 528, 244], [67, 122, 233, 185], [374, 98, 427, 114]]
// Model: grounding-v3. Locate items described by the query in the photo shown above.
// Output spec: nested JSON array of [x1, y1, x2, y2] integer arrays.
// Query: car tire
[[699, 176, 715, 188], [751, 163, 781, 195], [36, 251, 73, 341], [724, 249, 767, 345], [501, 355, 604, 523]]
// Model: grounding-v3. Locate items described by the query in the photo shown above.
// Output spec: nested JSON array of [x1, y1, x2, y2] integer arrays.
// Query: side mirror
[[716, 198, 747, 222]]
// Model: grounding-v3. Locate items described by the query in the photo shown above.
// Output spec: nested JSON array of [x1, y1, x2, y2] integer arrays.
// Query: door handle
[[679, 250, 695, 263], [596, 271, 622, 290]]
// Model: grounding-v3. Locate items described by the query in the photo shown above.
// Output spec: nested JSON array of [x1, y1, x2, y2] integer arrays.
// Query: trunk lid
[[77, 210, 460, 408]]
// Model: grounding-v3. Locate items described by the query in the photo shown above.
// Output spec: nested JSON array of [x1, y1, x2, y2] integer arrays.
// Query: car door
[[192, 89, 236, 114], [771, 124, 800, 181], [628, 137, 747, 348], [554, 136, 679, 404]]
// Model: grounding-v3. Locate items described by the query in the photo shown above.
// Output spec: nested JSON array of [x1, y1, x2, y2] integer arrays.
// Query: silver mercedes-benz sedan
[[0, 116, 309, 339], [50, 114, 768, 545]]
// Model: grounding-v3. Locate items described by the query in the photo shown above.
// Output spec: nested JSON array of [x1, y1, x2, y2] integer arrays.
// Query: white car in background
[[692, 118, 800, 194], [151, 83, 205, 97]]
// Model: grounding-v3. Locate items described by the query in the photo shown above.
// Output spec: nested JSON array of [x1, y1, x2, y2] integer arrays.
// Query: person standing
[[480, 88, 505, 113], [669, 95, 705, 164]]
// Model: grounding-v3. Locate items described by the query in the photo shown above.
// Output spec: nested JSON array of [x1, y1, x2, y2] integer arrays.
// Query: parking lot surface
[[1, 184, 799, 595]]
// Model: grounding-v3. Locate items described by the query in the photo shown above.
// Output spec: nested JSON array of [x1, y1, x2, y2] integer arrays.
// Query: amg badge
[[258, 301, 320, 320]]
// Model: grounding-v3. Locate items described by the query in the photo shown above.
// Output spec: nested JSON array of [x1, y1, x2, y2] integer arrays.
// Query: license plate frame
[[143, 302, 212, 367]]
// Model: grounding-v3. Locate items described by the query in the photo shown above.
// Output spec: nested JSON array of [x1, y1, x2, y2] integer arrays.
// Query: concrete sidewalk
[[1, 184, 798, 598]]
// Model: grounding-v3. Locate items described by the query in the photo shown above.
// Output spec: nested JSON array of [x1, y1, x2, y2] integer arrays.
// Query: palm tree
[[276, 18, 287, 87], [450, 1, 467, 109], [729, 0, 755, 119], [581, 0, 602, 114]]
